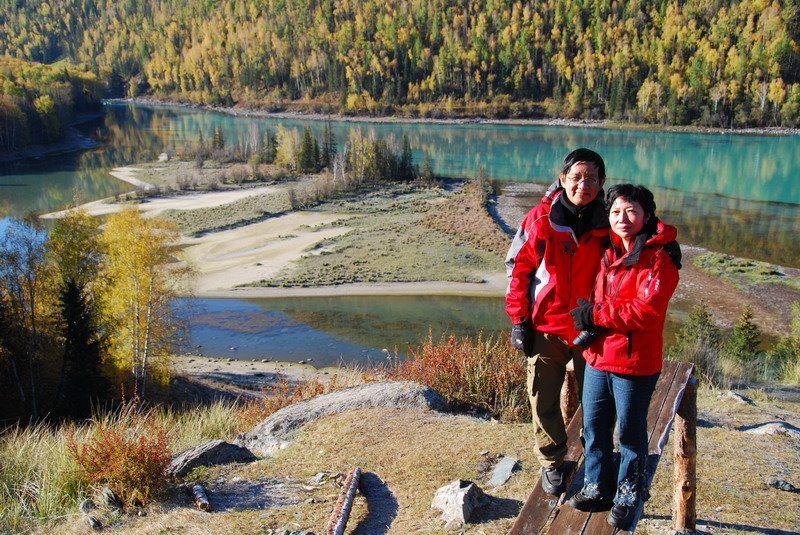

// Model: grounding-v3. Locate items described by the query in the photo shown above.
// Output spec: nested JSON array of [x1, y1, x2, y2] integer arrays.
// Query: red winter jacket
[[583, 220, 680, 375], [505, 187, 609, 343]]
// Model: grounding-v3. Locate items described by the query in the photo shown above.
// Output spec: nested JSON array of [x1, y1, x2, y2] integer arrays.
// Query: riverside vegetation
[[1, 126, 799, 533]]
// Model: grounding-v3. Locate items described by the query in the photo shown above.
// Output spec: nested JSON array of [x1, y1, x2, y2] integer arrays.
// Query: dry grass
[[25, 384, 800, 534], [161, 190, 292, 235], [258, 183, 503, 287], [421, 179, 510, 256]]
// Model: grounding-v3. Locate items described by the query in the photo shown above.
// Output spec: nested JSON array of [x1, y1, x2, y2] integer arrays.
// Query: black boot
[[568, 490, 613, 512], [607, 503, 637, 531], [541, 466, 566, 495]]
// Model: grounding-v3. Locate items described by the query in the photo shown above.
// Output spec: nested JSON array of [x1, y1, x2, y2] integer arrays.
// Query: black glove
[[510, 322, 532, 352], [569, 298, 596, 331]]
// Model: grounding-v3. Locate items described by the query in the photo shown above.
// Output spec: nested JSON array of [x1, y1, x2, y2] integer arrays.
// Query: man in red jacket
[[505, 148, 609, 495]]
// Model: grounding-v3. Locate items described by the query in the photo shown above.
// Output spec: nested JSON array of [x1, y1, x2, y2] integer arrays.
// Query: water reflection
[[179, 296, 508, 368]]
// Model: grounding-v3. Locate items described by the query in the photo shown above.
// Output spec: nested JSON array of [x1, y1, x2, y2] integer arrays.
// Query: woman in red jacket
[[567, 184, 681, 530]]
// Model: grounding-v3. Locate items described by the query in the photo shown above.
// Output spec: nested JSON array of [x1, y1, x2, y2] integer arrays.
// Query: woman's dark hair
[[606, 184, 657, 219], [561, 148, 606, 181]]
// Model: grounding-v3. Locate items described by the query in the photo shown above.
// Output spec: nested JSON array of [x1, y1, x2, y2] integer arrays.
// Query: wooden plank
[[508, 408, 585, 535], [524, 361, 695, 535], [648, 362, 695, 455]]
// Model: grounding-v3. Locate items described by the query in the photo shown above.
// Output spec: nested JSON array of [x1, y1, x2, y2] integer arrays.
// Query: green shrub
[[722, 306, 763, 379], [766, 302, 800, 384], [668, 302, 725, 387]]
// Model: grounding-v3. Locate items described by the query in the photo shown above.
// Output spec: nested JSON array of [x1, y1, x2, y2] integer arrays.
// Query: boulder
[[431, 479, 485, 528], [236, 381, 447, 456], [169, 439, 257, 478], [741, 422, 800, 440]]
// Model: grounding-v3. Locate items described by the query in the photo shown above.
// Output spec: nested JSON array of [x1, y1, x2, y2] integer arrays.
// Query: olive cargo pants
[[526, 331, 586, 468]]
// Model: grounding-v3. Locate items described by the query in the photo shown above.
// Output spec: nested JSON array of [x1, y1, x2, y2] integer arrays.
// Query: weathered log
[[672, 377, 698, 532], [560, 366, 579, 425], [192, 483, 211, 512], [325, 467, 361, 535]]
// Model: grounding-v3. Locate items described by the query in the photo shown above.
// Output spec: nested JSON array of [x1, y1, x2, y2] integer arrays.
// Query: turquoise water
[[1, 102, 796, 364], [2, 101, 797, 264]]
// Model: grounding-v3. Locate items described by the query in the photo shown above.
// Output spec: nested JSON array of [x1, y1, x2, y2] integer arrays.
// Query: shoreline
[[197, 276, 507, 299], [118, 97, 800, 137]]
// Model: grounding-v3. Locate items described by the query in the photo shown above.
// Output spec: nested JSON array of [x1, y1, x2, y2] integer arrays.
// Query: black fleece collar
[[551, 193, 609, 237]]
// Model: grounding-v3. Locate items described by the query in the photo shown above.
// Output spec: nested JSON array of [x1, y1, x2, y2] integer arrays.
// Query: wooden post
[[560, 365, 579, 425], [672, 377, 698, 532]]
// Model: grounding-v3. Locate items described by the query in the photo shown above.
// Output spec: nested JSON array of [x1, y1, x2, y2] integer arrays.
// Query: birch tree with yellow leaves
[[100, 209, 191, 402]]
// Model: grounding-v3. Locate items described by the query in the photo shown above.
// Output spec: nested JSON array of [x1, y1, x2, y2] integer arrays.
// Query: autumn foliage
[[389, 332, 529, 422], [66, 406, 172, 508]]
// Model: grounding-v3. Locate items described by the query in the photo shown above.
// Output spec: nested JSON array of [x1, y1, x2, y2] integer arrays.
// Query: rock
[[79, 498, 95, 514], [488, 456, 520, 487], [87, 515, 103, 531], [168, 439, 258, 478], [718, 391, 753, 404], [158, 152, 169, 162], [309, 472, 328, 485], [96, 486, 123, 512], [236, 381, 447, 456], [741, 422, 800, 440], [431, 479, 484, 527], [767, 477, 799, 493]]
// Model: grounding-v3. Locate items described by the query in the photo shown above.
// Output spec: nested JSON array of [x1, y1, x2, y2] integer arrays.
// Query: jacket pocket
[[627, 331, 633, 359]]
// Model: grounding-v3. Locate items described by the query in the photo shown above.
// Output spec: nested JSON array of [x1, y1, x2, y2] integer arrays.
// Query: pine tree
[[668, 301, 723, 385], [399, 134, 415, 181], [724, 306, 763, 372], [321, 122, 336, 169], [299, 126, 316, 172], [212, 125, 225, 151], [421, 153, 434, 183]]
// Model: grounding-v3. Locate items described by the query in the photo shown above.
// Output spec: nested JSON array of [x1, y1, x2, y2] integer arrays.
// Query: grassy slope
[[49, 389, 800, 534]]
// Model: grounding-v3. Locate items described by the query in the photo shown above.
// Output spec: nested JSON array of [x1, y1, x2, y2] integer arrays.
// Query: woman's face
[[609, 196, 649, 245], [559, 161, 603, 206]]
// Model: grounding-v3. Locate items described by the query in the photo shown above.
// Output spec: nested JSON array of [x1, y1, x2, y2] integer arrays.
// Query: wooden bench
[[510, 360, 697, 534]]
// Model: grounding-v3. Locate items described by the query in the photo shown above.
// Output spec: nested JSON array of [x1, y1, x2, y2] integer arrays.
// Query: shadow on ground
[[352, 472, 399, 535], [645, 514, 800, 535]]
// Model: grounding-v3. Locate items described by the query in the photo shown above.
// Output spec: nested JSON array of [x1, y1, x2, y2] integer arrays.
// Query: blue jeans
[[581, 363, 659, 506]]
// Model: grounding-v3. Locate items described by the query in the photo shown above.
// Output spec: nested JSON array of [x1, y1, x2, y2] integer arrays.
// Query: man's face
[[559, 161, 603, 206]]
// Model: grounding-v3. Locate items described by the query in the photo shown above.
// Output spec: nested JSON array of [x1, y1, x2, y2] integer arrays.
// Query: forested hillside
[[0, 56, 103, 151], [1, 0, 799, 126]]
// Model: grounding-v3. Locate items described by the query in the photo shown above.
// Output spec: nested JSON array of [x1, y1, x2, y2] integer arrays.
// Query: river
[[1, 101, 797, 364]]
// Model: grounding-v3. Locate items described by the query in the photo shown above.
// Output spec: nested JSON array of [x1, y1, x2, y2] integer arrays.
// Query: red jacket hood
[[608, 219, 677, 266]]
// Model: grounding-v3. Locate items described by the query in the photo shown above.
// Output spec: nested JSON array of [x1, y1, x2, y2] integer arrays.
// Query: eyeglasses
[[566, 174, 600, 186]]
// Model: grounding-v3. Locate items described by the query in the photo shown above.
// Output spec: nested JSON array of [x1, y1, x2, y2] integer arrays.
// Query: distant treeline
[[0, 0, 799, 126], [0, 56, 103, 152]]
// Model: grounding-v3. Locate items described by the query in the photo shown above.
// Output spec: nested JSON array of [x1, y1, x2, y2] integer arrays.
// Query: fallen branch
[[325, 467, 361, 535], [192, 483, 211, 512]]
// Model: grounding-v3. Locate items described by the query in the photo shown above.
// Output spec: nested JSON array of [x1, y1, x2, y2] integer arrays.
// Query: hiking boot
[[607, 503, 637, 531], [541, 466, 566, 495], [568, 490, 613, 512]]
